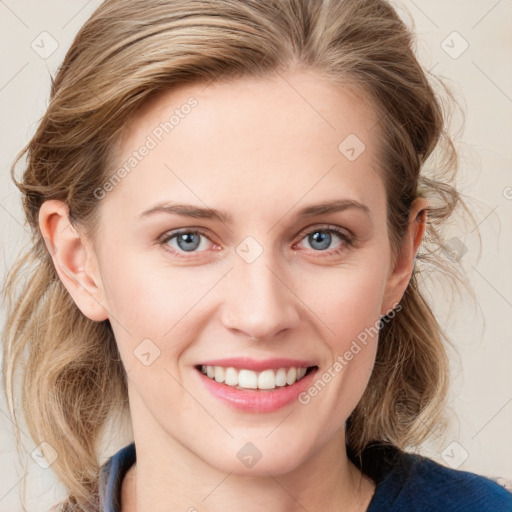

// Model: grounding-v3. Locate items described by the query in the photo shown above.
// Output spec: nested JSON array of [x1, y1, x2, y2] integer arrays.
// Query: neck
[[121, 391, 375, 512], [122, 434, 374, 512]]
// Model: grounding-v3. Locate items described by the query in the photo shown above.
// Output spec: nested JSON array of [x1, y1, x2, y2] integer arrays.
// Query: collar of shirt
[[98, 440, 512, 512]]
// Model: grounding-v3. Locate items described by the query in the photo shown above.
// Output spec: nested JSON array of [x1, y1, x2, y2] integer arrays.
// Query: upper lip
[[195, 357, 318, 372]]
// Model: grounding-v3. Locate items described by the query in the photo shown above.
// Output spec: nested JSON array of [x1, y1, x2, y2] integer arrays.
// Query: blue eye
[[159, 225, 353, 259], [172, 232, 202, 252], [297, 226, 353, 255], [160, 230, 211, 255]]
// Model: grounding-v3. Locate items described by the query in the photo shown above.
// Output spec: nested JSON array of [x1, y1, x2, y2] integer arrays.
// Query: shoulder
[[401, 452, 512, 511], [357, 443, 512, 512], [99, 442, 137, 512]]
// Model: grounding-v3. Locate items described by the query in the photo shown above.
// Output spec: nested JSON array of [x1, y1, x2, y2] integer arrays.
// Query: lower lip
[[195, 367, 319, 413]]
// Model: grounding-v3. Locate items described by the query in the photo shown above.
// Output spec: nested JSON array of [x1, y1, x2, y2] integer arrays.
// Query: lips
[[195, 357, 318, 372], [198, 364, 313, 390], [193, 357, 319, 412], [194, 363, 319, 413]]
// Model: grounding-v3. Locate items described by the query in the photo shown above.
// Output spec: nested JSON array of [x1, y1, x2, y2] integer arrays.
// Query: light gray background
[[1, 0, 511, 510]]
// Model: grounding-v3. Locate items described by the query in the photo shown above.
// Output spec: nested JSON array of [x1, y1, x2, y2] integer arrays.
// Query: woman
[[3, 0, 511, 511]]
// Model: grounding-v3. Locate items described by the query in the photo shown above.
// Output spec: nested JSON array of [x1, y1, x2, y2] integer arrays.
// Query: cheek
[[98, 255, 182, 361], [296, 257, 388, 348], [293, 257, 387, 411], [99, 249, 223, 376]]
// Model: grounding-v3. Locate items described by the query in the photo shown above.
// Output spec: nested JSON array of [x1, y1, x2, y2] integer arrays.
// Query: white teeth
[[224, 367, 239, 386], [200, 365, 311, 390], [238, 369, 258, 389], [275, 368, 287, 387], [214, 366, 225, 383], [258, 369, 276, 390], [286, 367, 297, 385]]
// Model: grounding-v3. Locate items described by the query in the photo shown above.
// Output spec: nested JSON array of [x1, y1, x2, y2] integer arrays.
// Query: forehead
[[101, 70, 385, 222]]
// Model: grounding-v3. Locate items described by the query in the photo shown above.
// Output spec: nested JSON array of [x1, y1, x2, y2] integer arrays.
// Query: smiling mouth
[[194, 364, 318, 391]]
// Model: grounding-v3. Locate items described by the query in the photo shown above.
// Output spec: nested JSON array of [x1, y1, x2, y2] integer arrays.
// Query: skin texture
[[39, 69, 428, 512]]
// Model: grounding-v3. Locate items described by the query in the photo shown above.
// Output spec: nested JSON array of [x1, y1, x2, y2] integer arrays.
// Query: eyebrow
[[137, 198, 371, 223]]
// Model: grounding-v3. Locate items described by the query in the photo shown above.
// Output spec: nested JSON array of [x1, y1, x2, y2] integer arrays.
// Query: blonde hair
[[2, 0, 479, 510]]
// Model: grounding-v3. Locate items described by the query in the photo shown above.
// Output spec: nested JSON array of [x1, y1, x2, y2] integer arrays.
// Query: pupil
[[178, 232, 200, 251], [311, 231, 331, 250]]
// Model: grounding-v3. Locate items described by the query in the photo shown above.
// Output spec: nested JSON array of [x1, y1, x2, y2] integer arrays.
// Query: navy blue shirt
[[99, 442, 512, 511]]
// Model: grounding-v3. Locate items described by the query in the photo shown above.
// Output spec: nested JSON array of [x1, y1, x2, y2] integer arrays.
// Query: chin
[[202, 440, 310, 477]]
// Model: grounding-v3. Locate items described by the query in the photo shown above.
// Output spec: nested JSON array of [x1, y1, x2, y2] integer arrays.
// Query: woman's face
[[80, 70, 420, 475]]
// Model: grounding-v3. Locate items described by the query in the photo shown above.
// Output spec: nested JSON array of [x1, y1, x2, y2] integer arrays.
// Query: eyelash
[[158, 224, 354, 259]]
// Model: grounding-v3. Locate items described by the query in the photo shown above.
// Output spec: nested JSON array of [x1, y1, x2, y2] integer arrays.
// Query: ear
[[381, 197, 429, 316], [38, 200, 109, 321]]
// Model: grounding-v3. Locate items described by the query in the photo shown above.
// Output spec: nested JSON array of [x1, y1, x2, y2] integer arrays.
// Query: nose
[[219, 258, 301, 341]]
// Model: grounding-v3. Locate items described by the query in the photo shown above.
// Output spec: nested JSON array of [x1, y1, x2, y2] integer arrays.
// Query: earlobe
[[38, 200, 109, 321], [381, 197, 429, 315]]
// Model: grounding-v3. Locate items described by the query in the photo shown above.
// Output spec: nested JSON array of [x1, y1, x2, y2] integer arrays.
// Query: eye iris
[[170, 230, 339, 253], [309, 231, 331, 250], [177, 232, 201, 251]]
